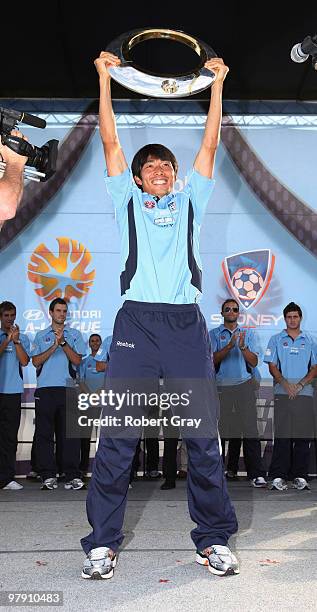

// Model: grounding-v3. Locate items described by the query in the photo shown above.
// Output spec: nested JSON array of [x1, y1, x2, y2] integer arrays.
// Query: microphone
[[19, 111, 46, 129], [290, 34, 317, 67], [0, 107, 46, 129]]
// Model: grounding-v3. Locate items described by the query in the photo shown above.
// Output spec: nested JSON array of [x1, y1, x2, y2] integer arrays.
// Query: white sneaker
[[292, 477, 311, 491], [196, 545, 240, 576], [268, 478, 288, 491], [2, 480, 23, 490], [82, 547, 117, 580], [41, 478, 58, 490], [64, 478, 85, 490], [250, 477, 267, 488]]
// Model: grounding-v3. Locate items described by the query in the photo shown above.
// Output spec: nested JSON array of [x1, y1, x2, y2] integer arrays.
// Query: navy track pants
[[81, 301, 238, 553]]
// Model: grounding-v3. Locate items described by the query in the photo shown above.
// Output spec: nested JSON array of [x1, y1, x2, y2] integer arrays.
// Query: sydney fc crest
[[144, 200, 156, 209], [222, 249, 275, 310]]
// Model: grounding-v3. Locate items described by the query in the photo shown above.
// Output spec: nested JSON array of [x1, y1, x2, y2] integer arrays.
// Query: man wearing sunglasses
[[209, 299, 267, 487]]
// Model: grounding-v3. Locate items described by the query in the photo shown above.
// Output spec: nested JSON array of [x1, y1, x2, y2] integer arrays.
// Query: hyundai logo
[[23, 309, 44, 321]]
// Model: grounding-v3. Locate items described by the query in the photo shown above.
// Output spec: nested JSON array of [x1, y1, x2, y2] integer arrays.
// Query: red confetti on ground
[[259, 559, 280, 565], [36, 561, 48, 566], [159, 579, 170, 583]]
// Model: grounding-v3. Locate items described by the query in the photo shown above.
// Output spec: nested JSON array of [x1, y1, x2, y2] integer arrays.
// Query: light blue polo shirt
[[31, 325, 87, 388], [79, 354, 105, 392], [209, 324, 261, 386], [105, 168, 215, 304], [0, 331, 30, 393], [94, 335, 112, 363], [264, 330, 317, 397]]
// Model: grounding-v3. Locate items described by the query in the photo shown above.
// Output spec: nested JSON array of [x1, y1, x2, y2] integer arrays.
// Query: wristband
[[240, 345, 247, 351], [13, 340, 21, 345], [60, 340, 67, 347]]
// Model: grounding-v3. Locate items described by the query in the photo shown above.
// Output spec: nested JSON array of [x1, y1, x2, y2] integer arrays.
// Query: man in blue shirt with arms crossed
[[81, 51, 238, 580]]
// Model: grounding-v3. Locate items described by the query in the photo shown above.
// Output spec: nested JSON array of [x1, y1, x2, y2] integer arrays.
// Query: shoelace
[[89, 547, 111, 561], [206, 545, 230, 558]]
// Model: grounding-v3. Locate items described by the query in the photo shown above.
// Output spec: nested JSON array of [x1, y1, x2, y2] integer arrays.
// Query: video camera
[[0, 107, 59, 182]]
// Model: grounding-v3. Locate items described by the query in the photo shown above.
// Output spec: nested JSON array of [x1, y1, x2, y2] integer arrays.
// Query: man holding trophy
[[81, 46, 239, 580]]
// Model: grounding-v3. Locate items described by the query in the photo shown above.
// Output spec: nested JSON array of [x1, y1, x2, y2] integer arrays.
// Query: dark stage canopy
[[1, 3, 317, 101]]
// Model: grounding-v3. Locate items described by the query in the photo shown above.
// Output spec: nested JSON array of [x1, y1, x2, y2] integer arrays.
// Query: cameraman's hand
[[0, 130, 28, 167]]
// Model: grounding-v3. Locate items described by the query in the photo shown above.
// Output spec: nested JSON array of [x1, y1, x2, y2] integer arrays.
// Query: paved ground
[[1, 478, 317, 611]]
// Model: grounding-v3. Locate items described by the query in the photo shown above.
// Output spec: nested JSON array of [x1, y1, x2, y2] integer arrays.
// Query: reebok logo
[[117, 340, 135, 349]]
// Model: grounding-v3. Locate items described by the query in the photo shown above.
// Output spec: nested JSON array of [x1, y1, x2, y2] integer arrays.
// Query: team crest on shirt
[[283, 342, 288, 347], [168, 201, 177, 212], [144, 200, 156, 210]]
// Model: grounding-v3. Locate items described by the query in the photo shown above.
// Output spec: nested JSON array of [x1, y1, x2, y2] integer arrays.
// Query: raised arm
[[94, 51, 128, 177], [194, 58, 229, 178], [0, 129, 28, 223]]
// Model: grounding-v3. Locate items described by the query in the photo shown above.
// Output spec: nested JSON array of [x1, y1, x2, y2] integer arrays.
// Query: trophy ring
[[106, 28, 217, 98]]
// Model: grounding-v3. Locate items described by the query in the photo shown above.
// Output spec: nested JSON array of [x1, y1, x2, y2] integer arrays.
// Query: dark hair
[[131, 144, 178, 181], [0, 301, 16, 315], [49, 297, 68, 312], [221, 298, 239, 312], [283, 302, 302, 318], [89, 334, 102, 342]]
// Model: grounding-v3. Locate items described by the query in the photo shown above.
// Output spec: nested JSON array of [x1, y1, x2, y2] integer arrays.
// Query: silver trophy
[[106, 28, 217, 98]]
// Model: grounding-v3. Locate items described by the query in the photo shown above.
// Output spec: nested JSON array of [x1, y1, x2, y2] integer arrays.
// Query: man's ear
[[134, 175, 142, 187]]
